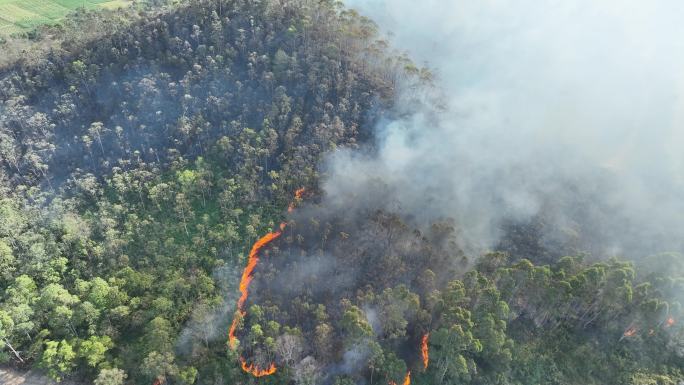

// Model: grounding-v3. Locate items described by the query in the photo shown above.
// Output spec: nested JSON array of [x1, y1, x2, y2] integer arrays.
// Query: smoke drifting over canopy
[[331, 0, 684, 257]]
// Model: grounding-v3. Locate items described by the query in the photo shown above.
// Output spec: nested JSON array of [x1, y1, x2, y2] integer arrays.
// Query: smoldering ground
[[336, 0, 684, 259], [181, 1, 684, 382], [176, 263, 240, 356], [224, 205, 449, 384]]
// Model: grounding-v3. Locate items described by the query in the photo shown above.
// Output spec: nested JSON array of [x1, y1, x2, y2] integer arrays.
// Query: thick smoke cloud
[[330, 0, 684, 257]]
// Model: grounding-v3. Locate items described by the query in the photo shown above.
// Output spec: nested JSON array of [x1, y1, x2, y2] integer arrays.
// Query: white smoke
[[330, 0, 684, 257]]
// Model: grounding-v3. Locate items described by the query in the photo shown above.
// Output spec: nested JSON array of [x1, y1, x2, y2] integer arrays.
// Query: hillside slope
[[0, 1, 682, 385], [0, 0, 419, 383]]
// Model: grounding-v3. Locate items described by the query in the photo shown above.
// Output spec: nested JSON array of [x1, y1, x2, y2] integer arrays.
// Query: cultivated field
[[0, 0, 130, 34]]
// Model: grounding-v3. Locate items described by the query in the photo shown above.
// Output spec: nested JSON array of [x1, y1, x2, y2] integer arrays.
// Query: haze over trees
[[0, 1, 682, 385]]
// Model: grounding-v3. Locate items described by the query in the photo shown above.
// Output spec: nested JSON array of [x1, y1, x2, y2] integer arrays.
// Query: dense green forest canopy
[[0, 1, 682, 385]]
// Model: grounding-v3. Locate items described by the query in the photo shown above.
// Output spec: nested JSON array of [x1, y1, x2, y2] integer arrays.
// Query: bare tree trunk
[[3, 338, 24, 363]]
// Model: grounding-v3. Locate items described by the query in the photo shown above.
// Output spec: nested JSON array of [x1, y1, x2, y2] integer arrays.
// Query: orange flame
[[623, 327, 637, 337], [228, 310, 245, 350], [238, 231, 283, 309], [389, 371, 411, 385], [228, 229, 284, 350], [152, 378, 163, 385], [665, 317, 675, 327], [228, 188, 306, 377], [288, 187, 307, 213], [240, 357, 277, 377], [421, 333, 429, 370]]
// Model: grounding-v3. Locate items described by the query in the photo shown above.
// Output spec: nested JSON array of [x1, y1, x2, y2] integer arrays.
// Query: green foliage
[[340, 304, 374, 346], [141, 351, 178, 382], [77, 335, 113, 368], [0, 0, 131, 35], [94, 368, 127, 385], [39, 339, 77, 381], [0, 1, 681, 385]]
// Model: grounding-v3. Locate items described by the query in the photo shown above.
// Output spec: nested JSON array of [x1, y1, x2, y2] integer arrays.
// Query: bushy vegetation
[[0, 1, 682, 384]]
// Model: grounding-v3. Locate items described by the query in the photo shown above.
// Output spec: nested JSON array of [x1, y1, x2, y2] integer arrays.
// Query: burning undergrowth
[[226, 189, 684, 385], [230, 190, 455, 383]]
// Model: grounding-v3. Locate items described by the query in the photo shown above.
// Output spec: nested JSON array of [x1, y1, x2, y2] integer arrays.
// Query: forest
[[0, 0, 682, 384]]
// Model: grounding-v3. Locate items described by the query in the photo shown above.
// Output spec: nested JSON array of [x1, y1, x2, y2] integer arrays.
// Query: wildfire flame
[[228, 189, 305, 377], [240, 357, 277, 377], [152, 378, 163, 385], [228, 229, 284, 350], [665, 317, 675, 327], [421, 333, 429, 370], [288, 187, 306, 213], [389, 371, 411, 385], [228, 311, 244, 350], [623, 327, 637, 337]]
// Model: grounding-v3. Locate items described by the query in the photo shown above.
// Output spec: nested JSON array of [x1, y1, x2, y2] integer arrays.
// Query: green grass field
[[0, 0, 131, 34]]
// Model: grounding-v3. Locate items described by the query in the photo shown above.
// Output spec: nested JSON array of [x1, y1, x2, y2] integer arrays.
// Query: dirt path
[[0, 367, 79, 385]]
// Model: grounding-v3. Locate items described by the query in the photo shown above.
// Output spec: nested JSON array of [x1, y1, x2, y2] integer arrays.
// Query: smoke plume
[[331, 0, 684, 258]]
